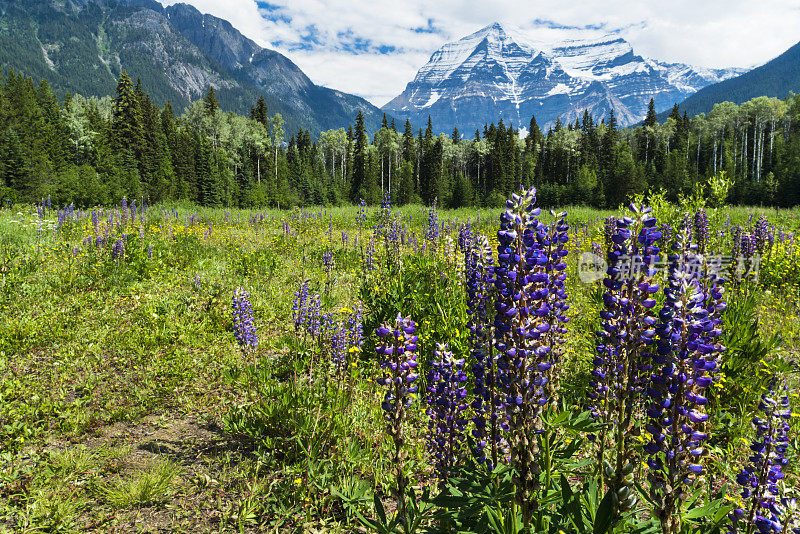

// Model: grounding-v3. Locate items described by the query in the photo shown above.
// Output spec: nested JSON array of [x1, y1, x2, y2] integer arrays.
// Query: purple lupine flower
[[322, 251, 334, 274], [232, 288, 258, 351], [538, 211, 570, 400], [330, 322, 348, 369], [292, 281, 310, 331], [356, 198, 367, 229], [375, 314, 419, 517], [147, 242, 152, 259], [741, 233, 756, 259], [492, 186, 553, 523], [754, 216, 770, 254], [363, 237, 376, 271], [694, 209, 709, 255], [111, 238, 125, 260], [468, 235, 503, 470], [643, 226, 726, 532], [425, 199, 439, 247], [730, 377, 793, 534], [345, 306, 363, 352], [304, 293, 323, 338], [591, 204, 662, 512], [426, 343, 468, 482], [458, 223, 474, 253], [389, 217, 403, 260], [120, 197, 128, 226], [731, 225, 743, 259], [603, 216, 617, 253], [377, 192, 392, 239]]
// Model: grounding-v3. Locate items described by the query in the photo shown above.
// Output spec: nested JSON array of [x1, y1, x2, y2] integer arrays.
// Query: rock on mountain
[[0, 0, 384, 135], [383, 22, 745, 133]]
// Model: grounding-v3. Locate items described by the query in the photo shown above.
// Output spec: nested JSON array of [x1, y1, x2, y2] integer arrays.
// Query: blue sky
[[157, 0, 800, 107]]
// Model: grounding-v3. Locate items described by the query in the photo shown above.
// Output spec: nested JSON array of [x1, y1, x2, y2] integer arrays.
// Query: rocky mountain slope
[[0, 0, 384, 134]]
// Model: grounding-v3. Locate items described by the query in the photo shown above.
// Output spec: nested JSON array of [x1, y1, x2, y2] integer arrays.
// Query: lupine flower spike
[[468, 235, 503, 470], [375, 314, 419, 518], [232, 288, 258, 352], [730, 377, 793, 534], [590, 203, 662, 512], [426, 343, 468, 482], [493, 186, 554, 525], [644, 225, 725, 534]]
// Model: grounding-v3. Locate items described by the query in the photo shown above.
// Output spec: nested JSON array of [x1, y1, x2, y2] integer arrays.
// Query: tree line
[[1, 69, 799, 208]]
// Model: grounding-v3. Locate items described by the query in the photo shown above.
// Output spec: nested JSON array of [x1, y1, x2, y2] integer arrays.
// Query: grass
[[101, 458, 180, 508], [0, 201, 798, 532]]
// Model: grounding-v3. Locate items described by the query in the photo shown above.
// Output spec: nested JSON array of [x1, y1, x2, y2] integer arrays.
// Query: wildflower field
[[1, 193, 800, 534]]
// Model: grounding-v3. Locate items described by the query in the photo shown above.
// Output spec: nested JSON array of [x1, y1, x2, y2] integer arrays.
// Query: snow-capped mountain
[[383, 22, 745, 133]]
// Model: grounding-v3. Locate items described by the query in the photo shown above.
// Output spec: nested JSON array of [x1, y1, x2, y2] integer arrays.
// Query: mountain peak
[[384, 23, 745, 133], [462, 22, 535, 51], [478, 22, 508, 35]]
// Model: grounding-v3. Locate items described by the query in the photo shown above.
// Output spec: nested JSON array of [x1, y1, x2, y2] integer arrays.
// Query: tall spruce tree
[[349, 110, 368, 202], [111, 71, 142, 154], [251, 96, 269, 127], [204, 86, 219, 116]]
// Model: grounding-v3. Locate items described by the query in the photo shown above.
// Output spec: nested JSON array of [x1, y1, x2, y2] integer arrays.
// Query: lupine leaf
[[592, 489, 615, 534]]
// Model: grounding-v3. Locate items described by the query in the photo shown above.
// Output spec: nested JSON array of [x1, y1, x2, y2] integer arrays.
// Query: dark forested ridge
[[662, 39, 800, 120], [0, 0, 385, 136], [1, 69, 800, 209]]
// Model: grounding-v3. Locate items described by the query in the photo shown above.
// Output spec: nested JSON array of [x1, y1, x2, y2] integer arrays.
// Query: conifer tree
[[251, 96, 269, 127], [402, 119, 415, 162], [204, 86, 219, 116], [644, 97, 658, 127], [112, 71, 143, 154], [349, 110, 368, 202]]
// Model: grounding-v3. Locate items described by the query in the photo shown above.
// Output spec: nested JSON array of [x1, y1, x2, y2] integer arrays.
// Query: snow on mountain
[[383, 22, 746, 133]]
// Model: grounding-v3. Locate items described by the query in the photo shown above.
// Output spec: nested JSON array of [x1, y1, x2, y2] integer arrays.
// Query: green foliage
[[360, 252, 468, 359]]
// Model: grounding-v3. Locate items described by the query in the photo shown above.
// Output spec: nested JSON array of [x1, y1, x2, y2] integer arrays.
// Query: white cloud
[[158, 0, 800, 106]]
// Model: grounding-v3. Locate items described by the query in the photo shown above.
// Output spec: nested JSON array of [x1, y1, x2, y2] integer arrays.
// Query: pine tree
[[0, 129, 26, 194], [349, 110, 368, 202], [204, 86, 219, 116], [527, 115, 542, 151], [402, 119, 415, 162], [644, 98, 658, 127], [111, 70, 143, 154], [251, 96, 268, 127], [425, 116, 434, 144], [600, 109, 619, 190]]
